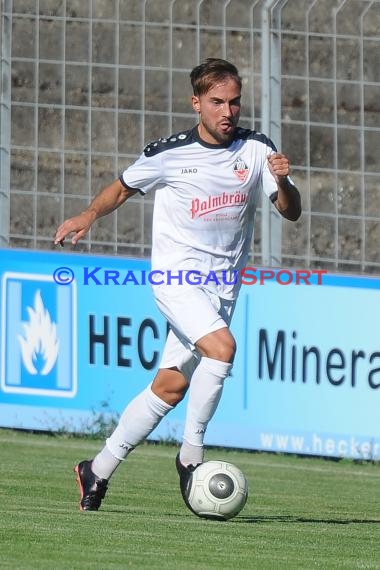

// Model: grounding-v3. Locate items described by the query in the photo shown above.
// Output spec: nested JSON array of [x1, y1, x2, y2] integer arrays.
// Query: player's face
[[192, 77, 241, 145]]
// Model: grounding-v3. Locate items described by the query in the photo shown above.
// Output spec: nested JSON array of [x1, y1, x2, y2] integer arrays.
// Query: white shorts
[[153, 285, 236, 381]]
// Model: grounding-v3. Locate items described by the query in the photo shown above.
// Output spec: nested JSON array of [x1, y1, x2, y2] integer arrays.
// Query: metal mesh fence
[[1, 0, 379, 273], [279, 0, 380, 273]]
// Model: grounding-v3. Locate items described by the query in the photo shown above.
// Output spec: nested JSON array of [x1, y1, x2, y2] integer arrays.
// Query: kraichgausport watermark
[[53, 266, 327, 286]]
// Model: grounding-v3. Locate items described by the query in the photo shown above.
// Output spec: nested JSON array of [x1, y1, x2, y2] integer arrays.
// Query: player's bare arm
[[54, 179, 138, 246], [267, 153, 301, 221]]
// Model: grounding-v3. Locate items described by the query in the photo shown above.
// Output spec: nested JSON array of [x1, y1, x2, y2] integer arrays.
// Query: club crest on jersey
[[233, 156, 249, 182]]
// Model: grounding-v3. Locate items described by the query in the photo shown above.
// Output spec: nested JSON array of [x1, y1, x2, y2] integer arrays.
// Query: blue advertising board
[[0, 248, 379, 460]]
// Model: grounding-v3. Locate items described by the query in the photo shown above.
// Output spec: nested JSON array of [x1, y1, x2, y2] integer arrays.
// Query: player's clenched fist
[[267, 153, 290, 181]]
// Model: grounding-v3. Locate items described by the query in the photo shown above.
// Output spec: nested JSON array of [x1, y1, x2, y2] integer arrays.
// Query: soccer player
[[54, 58, 301, 511]]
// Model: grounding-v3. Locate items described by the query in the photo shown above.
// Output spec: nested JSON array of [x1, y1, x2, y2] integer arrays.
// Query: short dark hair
[[190, 58, 242, 96]]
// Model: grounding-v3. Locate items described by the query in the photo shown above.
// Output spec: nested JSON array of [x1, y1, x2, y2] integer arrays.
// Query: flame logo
[[17, 290, 59, 375]]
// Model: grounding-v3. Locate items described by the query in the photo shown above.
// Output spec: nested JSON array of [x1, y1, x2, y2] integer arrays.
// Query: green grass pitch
[[1, 429, 379, 570]]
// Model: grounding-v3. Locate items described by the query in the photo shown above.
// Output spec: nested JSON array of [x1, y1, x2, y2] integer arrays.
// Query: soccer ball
[[186, 460, 248, 521]]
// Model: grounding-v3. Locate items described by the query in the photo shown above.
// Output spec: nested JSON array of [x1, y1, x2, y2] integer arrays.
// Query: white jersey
[[120, 126, 282, 300]]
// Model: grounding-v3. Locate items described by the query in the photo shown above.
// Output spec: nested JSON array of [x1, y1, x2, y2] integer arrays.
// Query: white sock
[[92, 446, 120, 480], [92, 386, 173, 480], [180, 357, 231, 466]]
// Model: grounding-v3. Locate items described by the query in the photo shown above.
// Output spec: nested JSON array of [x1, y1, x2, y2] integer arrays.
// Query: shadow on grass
[[235, 515, 380, 524], [78, 509, 380, 525]]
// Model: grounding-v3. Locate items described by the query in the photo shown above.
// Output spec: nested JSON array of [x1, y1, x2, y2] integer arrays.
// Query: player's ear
[[192, 95, 200, 113]]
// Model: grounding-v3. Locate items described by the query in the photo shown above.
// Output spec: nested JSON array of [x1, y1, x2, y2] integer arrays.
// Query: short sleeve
[[261, 145, 296, 203], [120, 151, 163, 195]]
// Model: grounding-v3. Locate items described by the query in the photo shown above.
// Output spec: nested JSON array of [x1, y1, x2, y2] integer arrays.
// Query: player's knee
[[197, 332, 236, 363], [212, 337, 236, 363]]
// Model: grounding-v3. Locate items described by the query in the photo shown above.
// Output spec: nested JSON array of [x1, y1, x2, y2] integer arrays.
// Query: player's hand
[[267, 153, 290, 183], [54, 210, 96, 246]]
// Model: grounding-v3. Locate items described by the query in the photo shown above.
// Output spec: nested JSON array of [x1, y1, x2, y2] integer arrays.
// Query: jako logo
[[1, 272, 77, 397]]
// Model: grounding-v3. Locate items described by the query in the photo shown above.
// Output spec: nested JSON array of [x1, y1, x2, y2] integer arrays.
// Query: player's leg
[[100, 367, 187, 473], [95, 329, 194, 477], [75, 375, 175, 511], [179, 325, 235, 467], [170, 323, 235, 510], [153, 286, 236, 468], [154, 289, 237, 505], [75, 331, 194, 511]]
